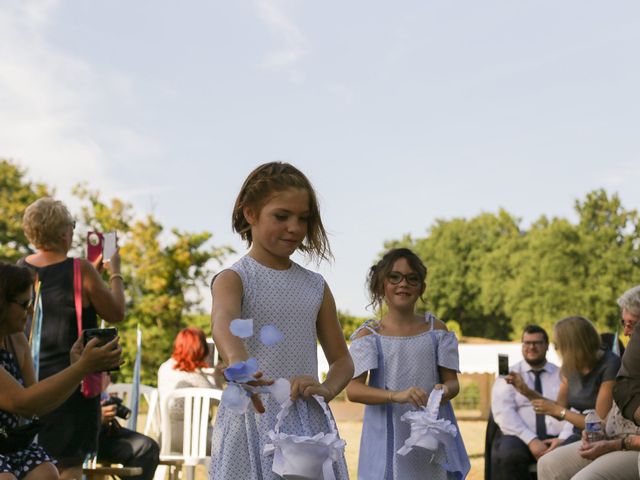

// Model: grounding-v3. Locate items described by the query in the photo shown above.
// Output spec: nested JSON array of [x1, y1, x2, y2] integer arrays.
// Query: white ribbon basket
[[263, 395, 346, 480]]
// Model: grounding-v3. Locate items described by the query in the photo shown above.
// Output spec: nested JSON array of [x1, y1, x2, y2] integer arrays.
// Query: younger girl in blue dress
[[209, 162, 353, 479], [346, 248, 469, 479]]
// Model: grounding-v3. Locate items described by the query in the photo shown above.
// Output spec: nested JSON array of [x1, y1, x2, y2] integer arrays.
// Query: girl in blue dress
[[209, 162, 353, 479], [346, 248, 470, 479]]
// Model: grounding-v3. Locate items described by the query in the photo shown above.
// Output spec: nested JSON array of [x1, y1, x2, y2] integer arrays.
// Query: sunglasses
[[386, 271, 421, 286], [11, 298, 34, 311]]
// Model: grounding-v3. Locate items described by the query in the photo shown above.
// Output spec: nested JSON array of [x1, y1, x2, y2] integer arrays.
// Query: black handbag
[[0, 418, 42, 454]]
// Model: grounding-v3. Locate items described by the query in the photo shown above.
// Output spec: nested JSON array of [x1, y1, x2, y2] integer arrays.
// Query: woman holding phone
[[19, 198, 126, 480], [0, 261, 122, 480]]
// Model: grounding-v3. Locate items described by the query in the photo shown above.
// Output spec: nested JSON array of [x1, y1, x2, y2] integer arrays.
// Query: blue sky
[[1, 1, 639, 317]]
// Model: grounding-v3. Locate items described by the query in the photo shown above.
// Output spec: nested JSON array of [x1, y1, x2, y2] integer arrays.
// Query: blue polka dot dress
[[0, 348, 56, 479], [349, 314, 470, 479], [209, 255, 349, 479]]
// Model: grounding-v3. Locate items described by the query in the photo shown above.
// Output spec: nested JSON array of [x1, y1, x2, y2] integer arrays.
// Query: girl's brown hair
[[232, 162, 331, 263], [553, 316, 602, 376], [367, 248, 427, 311]]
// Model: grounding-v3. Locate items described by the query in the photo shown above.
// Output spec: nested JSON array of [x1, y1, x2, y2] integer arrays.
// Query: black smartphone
[[83, 327, 118, 346], [83, 327, 119, 371], [498, 354, 509, 377]]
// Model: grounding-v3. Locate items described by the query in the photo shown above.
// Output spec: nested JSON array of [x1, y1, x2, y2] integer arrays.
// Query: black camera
[[103, 396, 131, 420]]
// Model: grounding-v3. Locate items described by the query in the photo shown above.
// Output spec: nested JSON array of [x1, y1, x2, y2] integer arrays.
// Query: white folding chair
[[158, 387, 222, 480], [106, 383, 160, 437]]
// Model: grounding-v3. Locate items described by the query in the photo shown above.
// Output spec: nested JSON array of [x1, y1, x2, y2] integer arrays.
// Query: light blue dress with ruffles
[[349, 313, 470, 480], [209, 255, 349, 480]]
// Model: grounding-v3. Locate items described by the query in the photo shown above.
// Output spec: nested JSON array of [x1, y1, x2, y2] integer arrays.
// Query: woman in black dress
[[21, 198, 126, 479]]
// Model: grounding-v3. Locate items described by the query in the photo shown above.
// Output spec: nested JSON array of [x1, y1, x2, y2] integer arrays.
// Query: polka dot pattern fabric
[[349, 315, 462, 479], [209, 255, 349, 479], [0, 349, 56, 479]]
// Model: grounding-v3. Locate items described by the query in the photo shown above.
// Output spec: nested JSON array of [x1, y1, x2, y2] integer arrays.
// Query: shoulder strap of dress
[[425, 311, 436, 330], [349, 319, 379, 340]]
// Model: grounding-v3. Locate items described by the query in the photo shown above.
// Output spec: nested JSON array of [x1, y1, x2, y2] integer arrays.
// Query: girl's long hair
[[231, 162, 331, 263]]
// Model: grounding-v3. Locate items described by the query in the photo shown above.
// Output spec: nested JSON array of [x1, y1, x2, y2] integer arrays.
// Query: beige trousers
[[537, 440, 640, 480]]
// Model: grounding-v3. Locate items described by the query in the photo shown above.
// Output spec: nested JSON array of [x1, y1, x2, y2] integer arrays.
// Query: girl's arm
[[291, 283, 353, 402], [210, 270, 271, 412], [210, 270, 248, 365], [437, 366, 459, 403], [433, 319, 459, 403], [346, 371, 429, 408], [0, 336, 121, 417]]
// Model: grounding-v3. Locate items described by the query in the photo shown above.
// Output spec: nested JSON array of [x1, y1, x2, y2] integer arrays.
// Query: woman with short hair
[[157, 328, 217, 452], [20, 197, 126, 480]]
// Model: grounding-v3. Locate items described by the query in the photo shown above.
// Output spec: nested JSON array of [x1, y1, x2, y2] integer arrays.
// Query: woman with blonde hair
[[508, 316, 620, 445], [20, 197, 126, 480]]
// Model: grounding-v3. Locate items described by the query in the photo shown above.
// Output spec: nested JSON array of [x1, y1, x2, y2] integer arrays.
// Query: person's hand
[[212, 361, 226, 389], [433, 383, 449, 401], [528, 438, 550, 459], [78, 337, 123, 373], [579, 439, 617, 460], [531, 398, 560, 416], [542, 437, 562, 453], [290, 375, 336, 402], [505, 372, 528, 395], [69, 335, 84, 364], [104, 250, 121, 274], [91, 253, 104, 274], [101, 401, 117, 425], [390, 386, 428, 408], [235, 371, 273, 414]]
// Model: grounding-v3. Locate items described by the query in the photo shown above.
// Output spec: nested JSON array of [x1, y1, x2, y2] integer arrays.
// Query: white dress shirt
[[491, 360, 571, 445]]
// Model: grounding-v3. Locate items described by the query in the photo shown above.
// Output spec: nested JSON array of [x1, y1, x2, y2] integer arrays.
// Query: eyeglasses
[[386, 271, 421, 286], [11, 298, 34, 311], [522, 341, 545, 348]]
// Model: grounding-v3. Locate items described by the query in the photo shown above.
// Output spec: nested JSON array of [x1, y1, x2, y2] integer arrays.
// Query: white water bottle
[[584, 409, 604, 442]]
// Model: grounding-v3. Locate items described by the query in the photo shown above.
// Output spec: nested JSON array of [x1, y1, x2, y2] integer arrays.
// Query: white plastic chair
[[159, 387, 222, 480], [106, 382, 160, 437]]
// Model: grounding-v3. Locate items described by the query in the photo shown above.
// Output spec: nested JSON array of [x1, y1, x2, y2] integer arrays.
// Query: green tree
[[0, 159, 51, 262], [574, 190, 640, 331], [338, 310, 367, 340], [410, 210, 520, 339], [73, 185, 232, 385]]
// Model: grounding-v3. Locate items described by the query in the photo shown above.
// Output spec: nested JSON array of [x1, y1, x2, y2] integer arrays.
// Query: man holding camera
[[98, 391, 160, 480], [489, 325, 570, 480]]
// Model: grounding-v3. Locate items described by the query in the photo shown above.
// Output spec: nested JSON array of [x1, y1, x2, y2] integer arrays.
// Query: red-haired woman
[[157, 328, 217, 452]]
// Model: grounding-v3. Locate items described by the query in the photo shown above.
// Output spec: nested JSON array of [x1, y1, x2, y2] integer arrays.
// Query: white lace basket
[[263, 395, 345, 480]]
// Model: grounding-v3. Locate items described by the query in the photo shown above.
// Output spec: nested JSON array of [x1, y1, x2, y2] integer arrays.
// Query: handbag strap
[[73, 258, 83, 336]]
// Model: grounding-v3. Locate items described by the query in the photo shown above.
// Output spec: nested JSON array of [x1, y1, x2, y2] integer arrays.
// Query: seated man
[[490, 325, 570, 480], [97, 393, 160, 480]]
